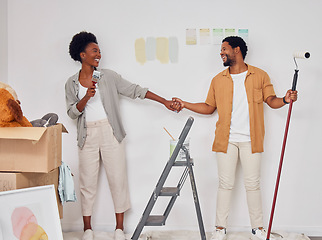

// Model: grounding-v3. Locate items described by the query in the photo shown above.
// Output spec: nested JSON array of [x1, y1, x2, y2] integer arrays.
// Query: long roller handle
[[266, 69, 298, 240]]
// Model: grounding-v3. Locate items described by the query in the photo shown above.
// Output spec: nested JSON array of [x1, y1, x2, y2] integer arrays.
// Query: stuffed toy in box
[[0, 82, 58, 127], [0, 87, 32, 127], [0, 81, 18, 101]]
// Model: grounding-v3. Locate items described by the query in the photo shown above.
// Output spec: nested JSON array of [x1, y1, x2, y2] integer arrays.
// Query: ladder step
[[146, 215, 166, 226], [160, 187, 180, 196], [173, 158, 194, 166]]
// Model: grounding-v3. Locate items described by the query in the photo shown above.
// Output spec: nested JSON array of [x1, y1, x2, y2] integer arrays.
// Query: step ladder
[[131, 117, 206, 240]]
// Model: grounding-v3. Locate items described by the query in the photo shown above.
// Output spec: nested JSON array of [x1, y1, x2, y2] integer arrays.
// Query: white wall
[[6, 0, 322, 236], [0, 0, 8, 84]]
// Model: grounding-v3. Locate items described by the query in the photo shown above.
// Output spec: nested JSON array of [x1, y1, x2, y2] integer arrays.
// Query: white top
[[78, 84, 107, 122], [229, 71, 251, 142]]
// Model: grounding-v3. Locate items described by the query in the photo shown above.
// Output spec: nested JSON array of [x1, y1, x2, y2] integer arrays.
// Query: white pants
[[78, 119, 131, 216], [215, 142, 263, 229]]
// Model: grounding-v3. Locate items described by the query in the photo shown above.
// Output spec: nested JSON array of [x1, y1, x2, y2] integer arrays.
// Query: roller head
[[293, 51, 310, 59]]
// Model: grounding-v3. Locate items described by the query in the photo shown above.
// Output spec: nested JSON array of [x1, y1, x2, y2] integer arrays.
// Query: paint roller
[[293, 51, 311, 58], [293, 51, 310, 59], [291, 51, 310, 91], [266, 51, 310, 240]]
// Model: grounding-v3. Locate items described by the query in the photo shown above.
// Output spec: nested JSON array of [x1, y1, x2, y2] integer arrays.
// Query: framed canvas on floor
[[0, 185, 63, 240]]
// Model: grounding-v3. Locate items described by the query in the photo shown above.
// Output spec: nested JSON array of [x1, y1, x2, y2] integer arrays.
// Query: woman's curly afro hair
[[69, 31, 98, 62]]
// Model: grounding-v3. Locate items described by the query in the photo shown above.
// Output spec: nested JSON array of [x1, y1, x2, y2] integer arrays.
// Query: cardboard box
[[0, 167, 63, 218], [0, 124, 68, 173]]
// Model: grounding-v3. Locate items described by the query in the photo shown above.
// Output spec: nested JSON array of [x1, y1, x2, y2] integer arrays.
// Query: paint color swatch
[[135, 38, 147, 65], [238, 29, 249, 43], [224, 28, 236, 37], [156, 37, 169, 64], [186, 29, 197, 45], [145, 37, 156, 61], [169, 37, 179, 63], [200, 28, 210, 45], [213, 28, 224, 45], [135, 37, 179, 64]]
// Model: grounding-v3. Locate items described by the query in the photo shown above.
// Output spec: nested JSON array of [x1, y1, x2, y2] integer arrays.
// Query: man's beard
[[223, 54, 233, 67]]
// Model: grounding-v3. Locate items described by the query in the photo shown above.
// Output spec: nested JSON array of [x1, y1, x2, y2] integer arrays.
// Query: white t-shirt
[[78, 84, 107, 122], [229, 71, 251, 142]]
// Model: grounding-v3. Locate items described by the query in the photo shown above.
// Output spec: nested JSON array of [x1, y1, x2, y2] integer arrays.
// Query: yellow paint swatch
[[156, 37, 169, 64], [135, 38, 146, 65], [186, 28, 197, 45]]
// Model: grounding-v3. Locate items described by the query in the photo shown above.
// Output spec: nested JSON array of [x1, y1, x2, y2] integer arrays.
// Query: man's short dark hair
[[222, 36, 248, 60], [69, 31, 98, 62]]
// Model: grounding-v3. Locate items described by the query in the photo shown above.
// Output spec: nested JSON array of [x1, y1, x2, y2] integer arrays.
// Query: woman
[[65, 31, 176, 240]]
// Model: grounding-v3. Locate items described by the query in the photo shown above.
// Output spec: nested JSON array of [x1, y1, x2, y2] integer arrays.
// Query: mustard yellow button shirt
[[206, 65, 276, 153]]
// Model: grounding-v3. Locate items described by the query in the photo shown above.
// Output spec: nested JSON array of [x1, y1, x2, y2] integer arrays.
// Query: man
[[173, 36, 297, 240]]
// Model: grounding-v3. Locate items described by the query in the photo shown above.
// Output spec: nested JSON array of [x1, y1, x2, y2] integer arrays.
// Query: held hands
[[170, 97, 184, 112], [284, 90, 298, 104], [172, 97, 184, 111], [144, 91, 183, 112], [162, 98, 184, 112]]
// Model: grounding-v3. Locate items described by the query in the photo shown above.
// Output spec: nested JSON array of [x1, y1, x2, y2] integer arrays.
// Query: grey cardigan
[[65, 68, 148, 149]]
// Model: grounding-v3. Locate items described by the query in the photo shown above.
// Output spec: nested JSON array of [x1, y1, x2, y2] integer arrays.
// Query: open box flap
[[0, 127, 46, 141], [61, 124, 68, 133], [0, 123, 68, 141]]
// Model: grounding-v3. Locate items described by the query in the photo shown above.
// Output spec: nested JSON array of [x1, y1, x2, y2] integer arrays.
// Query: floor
[[62, 230, 320, 240]]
